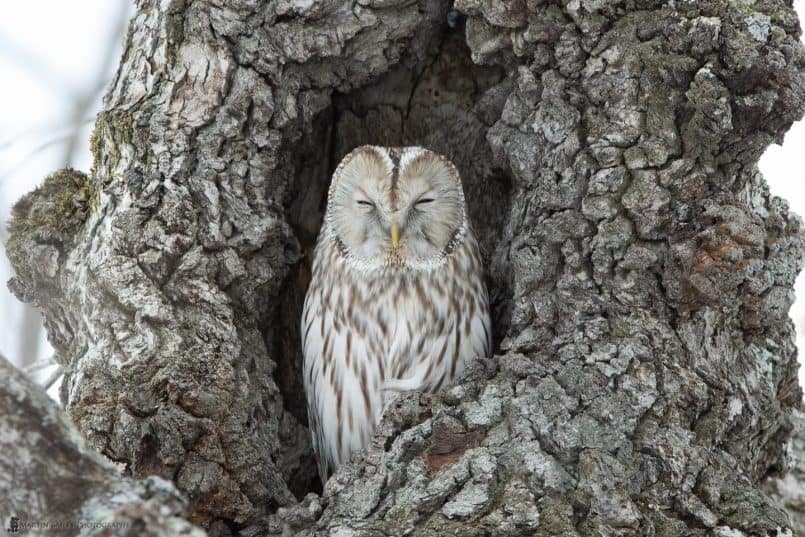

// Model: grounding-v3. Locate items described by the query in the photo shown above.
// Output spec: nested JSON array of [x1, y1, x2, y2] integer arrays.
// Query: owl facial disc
[[325, 145, 467, 269]]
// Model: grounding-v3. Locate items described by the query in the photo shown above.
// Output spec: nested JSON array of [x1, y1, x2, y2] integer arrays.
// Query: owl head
[[323, 146, 468, 269]]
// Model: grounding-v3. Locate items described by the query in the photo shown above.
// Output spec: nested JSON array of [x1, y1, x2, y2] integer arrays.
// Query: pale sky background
[[0, 2, 804, 393]]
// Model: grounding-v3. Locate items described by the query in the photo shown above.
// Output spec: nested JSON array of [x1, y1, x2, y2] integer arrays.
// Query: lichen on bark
[[3, 0, 805, 535]]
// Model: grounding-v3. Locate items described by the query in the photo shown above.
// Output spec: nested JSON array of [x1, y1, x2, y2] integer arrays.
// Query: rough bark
[[764, 408, 805, 534], [0, 355, 205, 536], [4, 0, 805, 535]]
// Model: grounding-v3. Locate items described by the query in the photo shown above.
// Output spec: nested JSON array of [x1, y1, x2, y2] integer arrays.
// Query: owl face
[[325, 146, 466, 268]]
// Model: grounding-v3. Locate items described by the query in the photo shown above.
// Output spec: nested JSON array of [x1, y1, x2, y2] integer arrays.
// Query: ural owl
[[301, 146, 491, 481]]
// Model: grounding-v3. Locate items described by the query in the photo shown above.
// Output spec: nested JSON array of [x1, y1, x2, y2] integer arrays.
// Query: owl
[[301, 145, 492, 481]]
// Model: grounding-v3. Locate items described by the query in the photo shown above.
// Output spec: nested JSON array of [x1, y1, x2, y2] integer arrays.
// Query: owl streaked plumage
[[301, 145, 492, 481]]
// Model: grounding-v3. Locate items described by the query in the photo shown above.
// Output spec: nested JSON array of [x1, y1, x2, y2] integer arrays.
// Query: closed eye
[[415, 198, 435, 205], [356, 199, 375, 207]]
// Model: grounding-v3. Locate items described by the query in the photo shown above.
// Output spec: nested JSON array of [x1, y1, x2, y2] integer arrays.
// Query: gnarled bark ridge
[[0, 355, 205, 536], [5, 0, 805, 535]]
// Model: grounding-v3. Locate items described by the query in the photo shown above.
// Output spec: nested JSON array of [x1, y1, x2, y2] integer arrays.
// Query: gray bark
[[4, 0, 805, 535], [0, 355, 205, 536]]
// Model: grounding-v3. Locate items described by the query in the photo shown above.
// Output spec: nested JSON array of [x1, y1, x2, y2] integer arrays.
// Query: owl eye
[[356, 199, 375, 208], [415, 198, 435, 205]]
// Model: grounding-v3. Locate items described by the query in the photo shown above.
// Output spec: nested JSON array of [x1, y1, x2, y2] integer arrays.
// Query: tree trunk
[[5, 0, 805, 535], [0, 355, 206, 536]]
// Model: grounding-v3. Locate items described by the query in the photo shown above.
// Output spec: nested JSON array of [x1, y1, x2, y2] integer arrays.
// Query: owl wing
[[383, 252, 491, 394], [301, 273, 384, 482]]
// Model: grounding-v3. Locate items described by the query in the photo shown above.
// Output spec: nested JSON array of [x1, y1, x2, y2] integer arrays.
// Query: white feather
[[301, 146, 491, 482]]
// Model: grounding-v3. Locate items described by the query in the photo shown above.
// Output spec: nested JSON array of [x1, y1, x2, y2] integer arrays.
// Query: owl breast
[[301, 232, 491, 481]]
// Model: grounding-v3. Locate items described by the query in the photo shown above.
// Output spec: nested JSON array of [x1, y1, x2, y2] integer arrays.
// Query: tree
[[0, 354, 206, 536], [4, 0, 805, 535]]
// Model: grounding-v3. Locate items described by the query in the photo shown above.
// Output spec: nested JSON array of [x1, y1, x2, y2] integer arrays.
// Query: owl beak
[[390, 220, 400, 249]]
